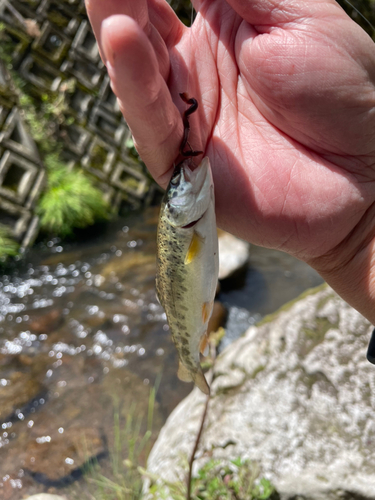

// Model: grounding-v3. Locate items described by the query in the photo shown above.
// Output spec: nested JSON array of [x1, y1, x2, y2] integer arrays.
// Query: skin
[[85, 0, 375, 325]]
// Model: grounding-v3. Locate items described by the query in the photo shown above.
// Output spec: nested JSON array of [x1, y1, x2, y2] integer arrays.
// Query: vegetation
[[0, 224, 19, 261], [145, 457, 278, 500], [73, 383, 158, 500], [0, 23, 111, 258], [15, 79, 110, 237], [37, 161, 109, 236], [80, 411, 279, 500]]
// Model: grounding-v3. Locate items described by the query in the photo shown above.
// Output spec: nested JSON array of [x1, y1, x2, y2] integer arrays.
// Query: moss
[[300, 316, 338, 357], [251, 365, 266, 379]]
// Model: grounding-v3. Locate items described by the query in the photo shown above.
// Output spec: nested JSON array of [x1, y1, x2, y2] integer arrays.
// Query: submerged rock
[[24, 425, 105, 486], [147, 285, 375, 500], [0, 371, 45, 423]]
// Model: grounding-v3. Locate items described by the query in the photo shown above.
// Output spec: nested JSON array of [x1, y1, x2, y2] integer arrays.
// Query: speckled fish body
[[156, 157, 219, 395]]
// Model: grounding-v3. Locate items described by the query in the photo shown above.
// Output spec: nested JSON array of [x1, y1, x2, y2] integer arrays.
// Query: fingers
[[86, 0, 148, 57], [86, 0, 171, 81], [147, 0, 185, 47], [85, 0, 188, 185], [101, 15, 183, 187]]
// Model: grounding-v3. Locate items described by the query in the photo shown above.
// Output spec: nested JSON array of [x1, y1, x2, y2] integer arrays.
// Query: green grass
[[144, 457, 278, 500], [37, 160, 110, 236], [76, 383, 158, 500], [0, 224, 19, 261]]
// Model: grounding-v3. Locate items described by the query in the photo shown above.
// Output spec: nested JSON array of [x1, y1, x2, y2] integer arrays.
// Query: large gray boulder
[[147, 285, 375, 499]]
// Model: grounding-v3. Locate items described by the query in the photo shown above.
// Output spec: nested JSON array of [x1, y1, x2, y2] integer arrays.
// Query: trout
[[156, 96, 219, 395]]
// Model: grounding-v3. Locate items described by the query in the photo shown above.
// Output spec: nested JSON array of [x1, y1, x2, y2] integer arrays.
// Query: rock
[[29, 309, 63, 335], [24, 425, 105, 486], [101, 252, 155, 279], [218, 230, 250, 280], [0, 370, 46, 423], [147, 285, 375, 500]]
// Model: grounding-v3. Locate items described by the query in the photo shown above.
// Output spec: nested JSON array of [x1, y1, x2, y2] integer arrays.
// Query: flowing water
[[0, 206, 323, 499]]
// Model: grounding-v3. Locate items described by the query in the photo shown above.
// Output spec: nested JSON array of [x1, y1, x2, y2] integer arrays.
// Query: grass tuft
[[145, 457, 278, 500], [37, 161, 110, 236], [0, 224, 19, 261]]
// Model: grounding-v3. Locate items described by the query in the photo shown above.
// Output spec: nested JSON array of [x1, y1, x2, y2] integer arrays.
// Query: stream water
[[0, 206, 323, 499]]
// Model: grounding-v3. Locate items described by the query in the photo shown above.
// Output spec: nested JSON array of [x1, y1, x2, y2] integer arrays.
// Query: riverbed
[[0, 206, 323, 499]]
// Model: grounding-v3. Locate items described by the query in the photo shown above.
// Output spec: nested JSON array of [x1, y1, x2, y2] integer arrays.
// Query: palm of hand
[[165, 1, 375, 260]]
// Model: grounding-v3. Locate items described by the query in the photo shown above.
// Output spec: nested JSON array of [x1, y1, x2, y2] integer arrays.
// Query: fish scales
[[156, 157, 219, 395]]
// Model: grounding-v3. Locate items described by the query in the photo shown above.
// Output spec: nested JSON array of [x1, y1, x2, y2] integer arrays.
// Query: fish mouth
[[182, 215, 203, 229]]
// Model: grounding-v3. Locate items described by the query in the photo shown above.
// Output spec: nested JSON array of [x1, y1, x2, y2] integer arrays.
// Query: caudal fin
[[177, 361, 193, 382], [193, 370, 210, 395]]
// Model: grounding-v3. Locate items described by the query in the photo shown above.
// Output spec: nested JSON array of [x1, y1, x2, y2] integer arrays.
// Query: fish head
[[164, 157, 213, 228]]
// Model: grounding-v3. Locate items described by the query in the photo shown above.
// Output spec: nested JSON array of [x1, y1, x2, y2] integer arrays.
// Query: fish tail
[[193, 370, 210, 395]]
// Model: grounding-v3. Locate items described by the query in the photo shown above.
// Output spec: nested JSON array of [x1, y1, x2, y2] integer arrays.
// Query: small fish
[[156, 95, 219, 395]]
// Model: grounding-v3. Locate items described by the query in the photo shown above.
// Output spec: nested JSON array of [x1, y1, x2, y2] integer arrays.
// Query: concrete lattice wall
[[0, 0, 154, 248]]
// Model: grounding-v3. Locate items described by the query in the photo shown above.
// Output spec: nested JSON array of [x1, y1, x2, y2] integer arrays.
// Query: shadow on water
[[0, 206, 323, 499], [217, 245, 324, 350]]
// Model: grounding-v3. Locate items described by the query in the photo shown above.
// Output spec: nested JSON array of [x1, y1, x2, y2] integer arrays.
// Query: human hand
[[86, 0, 375, 324]]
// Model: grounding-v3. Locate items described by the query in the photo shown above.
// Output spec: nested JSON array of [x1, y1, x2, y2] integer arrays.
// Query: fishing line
[[184, 1, 195, 96], [342, 0, 375, 35]]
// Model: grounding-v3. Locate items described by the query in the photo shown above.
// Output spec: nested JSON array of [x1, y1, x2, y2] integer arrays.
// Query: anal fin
[[200, 333, 209, 356], [177, 360, 193, 382]]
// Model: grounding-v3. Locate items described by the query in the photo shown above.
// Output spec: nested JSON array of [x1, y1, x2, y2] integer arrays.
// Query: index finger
[[101, 15, 183, 187]]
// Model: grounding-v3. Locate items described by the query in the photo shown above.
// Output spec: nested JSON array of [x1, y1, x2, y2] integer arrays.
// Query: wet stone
[[29, 309, 63, 335], [0, 367, 164, 494], [101, 252, 155, 279], [0, 371, 45, 423], [24, 426, 105, 485]]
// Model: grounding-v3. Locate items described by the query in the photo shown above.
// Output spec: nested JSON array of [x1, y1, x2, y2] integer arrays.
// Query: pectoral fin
[[185, 231, 204, 265]]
